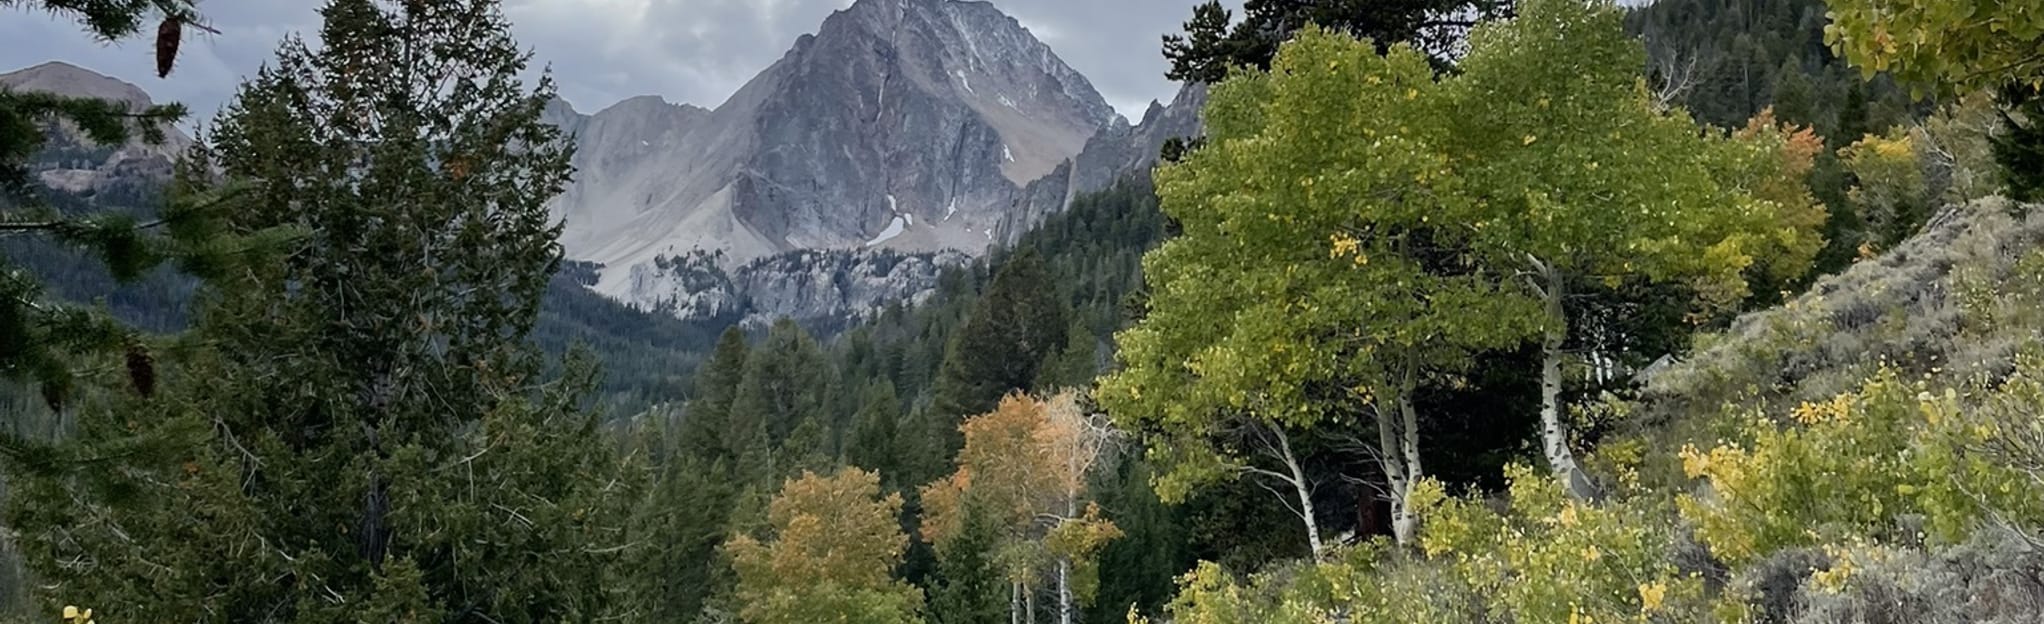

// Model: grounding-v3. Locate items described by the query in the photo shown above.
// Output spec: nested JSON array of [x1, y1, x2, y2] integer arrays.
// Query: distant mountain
[[550, 0, 1209, 325], [1, 60, 156, 108], [0, 61, 189, 195], [1000, 83, 1205, 242], [548, 0, 1119, 303]]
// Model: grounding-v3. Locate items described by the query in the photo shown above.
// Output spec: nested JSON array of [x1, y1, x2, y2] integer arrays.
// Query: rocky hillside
[[0, 61, 188, 195], [999, 82, 1205, 242], [548, 0, 1119, 303], [1636, 197, 2044, 434], [615, 247, 969, 330]]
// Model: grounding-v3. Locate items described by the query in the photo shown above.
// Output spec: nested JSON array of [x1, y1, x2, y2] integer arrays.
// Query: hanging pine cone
[[40, 380, 65, 413], [156, 16, 183, 78], [126, 342, 157, 398]]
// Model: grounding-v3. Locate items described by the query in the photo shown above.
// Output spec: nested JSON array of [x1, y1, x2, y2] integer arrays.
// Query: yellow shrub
[[1677, 364, 2044, 566], [1416, 467, 1705, 624]]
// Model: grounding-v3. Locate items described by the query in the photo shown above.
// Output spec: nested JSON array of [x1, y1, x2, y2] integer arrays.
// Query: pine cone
[[156, 17, 184, 78], [127, 343, 157, 398], [40, 382, 65, 413]]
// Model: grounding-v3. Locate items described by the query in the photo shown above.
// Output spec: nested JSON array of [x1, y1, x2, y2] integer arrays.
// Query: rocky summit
[[547, 0, 1123, 303]]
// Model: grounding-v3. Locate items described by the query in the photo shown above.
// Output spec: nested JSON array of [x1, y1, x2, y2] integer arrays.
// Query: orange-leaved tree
[[920, 391, 1121, 624]]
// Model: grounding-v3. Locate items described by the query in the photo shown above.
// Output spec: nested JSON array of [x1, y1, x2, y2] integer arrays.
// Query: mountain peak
[[0, 61, 156, 109], [596, 94, 708, 116], [549, 0, 1119, 306]]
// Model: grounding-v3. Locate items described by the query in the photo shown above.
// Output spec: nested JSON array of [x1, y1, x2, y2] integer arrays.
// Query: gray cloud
[[2, 0, 1229, 122]]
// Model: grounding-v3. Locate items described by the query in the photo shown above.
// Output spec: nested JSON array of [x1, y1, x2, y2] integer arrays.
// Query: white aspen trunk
[[1058, 492, 1077, 624], [1538, 262, 1598, 500], [1057, 558, 1073, 624], [1272, 425, 1325, 558], [1375, 397, 1414, 547], [1011, 581, 1022, 624], [1026, 583, 1037, 624], [1393, 384, 1426, 545]]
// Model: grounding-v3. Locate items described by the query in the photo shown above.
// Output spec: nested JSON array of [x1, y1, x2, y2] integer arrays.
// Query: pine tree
[[1160, 1, 1237, 84], [1770, 59, 1820, 127], [1994, 85, 2044, 203], [847, 379, 904, 484], [1085, 459, 1190, 624], [0, 0, 200, 197], [624, 450, 737, 622], [930, 250, 1067, 456], [927, 495, 1006, 624], [728, 319, 830, 446], [1162, 0, 1512, 83], [782, 416, 834, 478], [0, 0, 272, 423], [1035, 320, 1098, 391], [682, 326, 750, 461], [2, 1, 633, 619]]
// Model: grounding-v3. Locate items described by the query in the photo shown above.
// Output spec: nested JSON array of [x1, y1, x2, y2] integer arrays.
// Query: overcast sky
[[1, 0, 1239, 123]]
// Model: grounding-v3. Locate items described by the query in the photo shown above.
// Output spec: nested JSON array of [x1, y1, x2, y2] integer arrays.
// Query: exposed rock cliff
[[617, 247, 969, 330], [548, 0, 1117, 303]]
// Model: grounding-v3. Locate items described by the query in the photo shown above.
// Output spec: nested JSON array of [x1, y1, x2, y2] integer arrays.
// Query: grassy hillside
[[1633, 197, 2044, 451]]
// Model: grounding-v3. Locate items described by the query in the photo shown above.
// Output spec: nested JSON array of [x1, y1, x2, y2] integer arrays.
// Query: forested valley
[[3, 0, 2044, 622]]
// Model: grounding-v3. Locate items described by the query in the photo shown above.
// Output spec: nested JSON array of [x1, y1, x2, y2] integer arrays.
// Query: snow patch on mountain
[[865, 215, 908, 246]]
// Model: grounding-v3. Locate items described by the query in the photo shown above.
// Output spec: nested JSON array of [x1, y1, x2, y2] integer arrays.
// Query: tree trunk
[[1538, 262, 1598, 500], [1057, 557, 1073, 624], [1026, 583, 1037, 624], [1394, 386, 1426, 545], [1057, 493, 1077, 624], [1011, 581, 1021, 624], [1271, 425, 1324, 558], [1375, 392, 1415, 547]]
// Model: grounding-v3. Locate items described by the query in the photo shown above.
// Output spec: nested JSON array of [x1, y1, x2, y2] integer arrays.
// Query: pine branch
[[0, 217, 169, 235]]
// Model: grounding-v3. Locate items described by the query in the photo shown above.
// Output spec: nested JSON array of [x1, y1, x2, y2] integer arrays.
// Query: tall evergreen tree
[[782, 416, 835, 478], [929, 250, 1067, 455], [624, 451, 737, 622], [847, 379, 904, 484], [1993, 85, 2044, 202], [681, 326, 750, 460], [1085, 459, 1191, 624], [1035, 320, 1098, 391], [2, 1, 633, 619], [926, 495, 1006, 624], [727, 319, 830, 446]]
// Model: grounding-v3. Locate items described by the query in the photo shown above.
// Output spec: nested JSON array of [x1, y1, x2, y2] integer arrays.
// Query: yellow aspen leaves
[[1638, 580, 1669, 614], [62, 606, 95, 624], [1328, 233, 1361, 259]]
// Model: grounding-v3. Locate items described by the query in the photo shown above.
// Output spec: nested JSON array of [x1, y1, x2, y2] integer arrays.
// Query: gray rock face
[[551, 0, 1117, 304], [618, 248, 969, 330], [1, 62, 191, 194], [998, 83, 1206, 242]]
